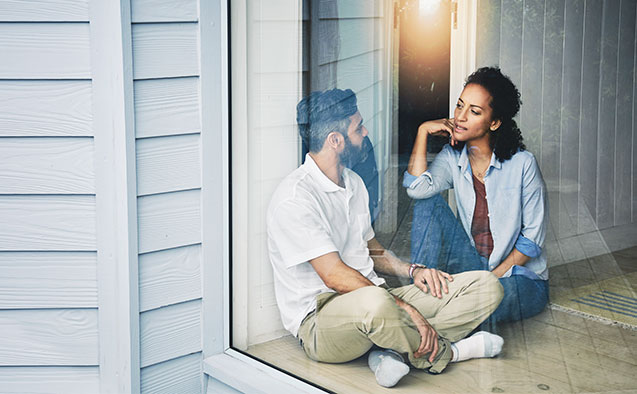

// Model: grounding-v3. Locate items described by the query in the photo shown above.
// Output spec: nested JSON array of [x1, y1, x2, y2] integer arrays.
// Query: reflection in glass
[[231, 0, 637, 392]]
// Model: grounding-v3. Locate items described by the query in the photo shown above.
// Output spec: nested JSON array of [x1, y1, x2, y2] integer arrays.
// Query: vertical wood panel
[[541, 0, 565, 238], [596, 0, 620, 229], [614, 0, 636, 226], [520, 0, 545, 158], [499, 0, 523, 86], [89, 0, 140, 391], [559, 0, 585, 237], [579, 0, 603, 232], [476, 0, 501, 67]]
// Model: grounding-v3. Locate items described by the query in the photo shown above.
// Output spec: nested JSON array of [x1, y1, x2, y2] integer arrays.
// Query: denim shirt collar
[[457, 145, 501, 180]]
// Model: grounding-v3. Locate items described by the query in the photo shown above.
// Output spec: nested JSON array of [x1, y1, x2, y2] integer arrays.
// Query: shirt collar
[[303, 153, 344, 193], [457, 145, 501, 175]]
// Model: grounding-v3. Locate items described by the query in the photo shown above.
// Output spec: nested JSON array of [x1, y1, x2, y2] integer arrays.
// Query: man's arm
[[368, 238, 454, 299], [311, 249, 441, 362], [309, 252, 374, 294]]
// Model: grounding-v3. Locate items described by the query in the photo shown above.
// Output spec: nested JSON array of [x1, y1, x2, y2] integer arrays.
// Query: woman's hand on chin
[[418, 118, 457, 146]]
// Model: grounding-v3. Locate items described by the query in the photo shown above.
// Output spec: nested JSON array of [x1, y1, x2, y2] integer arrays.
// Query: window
[[228, 0, 637, 392]]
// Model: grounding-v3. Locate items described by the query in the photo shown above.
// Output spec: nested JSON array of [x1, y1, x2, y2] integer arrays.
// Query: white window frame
[[199, 1, 323, 391]]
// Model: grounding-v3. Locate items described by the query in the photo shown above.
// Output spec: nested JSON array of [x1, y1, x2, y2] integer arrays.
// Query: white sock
[[450, 331, 503, 363], [367, 349, 410, 388]]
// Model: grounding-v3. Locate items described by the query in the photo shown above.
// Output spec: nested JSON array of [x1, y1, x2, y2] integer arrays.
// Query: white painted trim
[[203, 351, 325, 394], [449, 0, 478, 116], [89, 0, 140, 392], [200, 0, 231, 358], [228, 0, 249, 351]]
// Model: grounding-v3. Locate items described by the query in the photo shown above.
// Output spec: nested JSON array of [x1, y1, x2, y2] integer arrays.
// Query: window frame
[[200, 1, 324, 391]]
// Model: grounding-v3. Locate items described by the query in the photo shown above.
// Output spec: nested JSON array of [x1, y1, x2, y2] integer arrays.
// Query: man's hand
[[395, 297, 440, 362], [412, 267, 453, 298]]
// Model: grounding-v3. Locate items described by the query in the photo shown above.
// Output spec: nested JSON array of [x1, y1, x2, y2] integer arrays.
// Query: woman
[[403, 67, 548, 326]]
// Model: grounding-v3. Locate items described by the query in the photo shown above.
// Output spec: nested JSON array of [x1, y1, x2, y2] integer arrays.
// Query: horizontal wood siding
[[136, 134, 201, 196], [476, 0, 637, 264], [0, 309, 98, 365], [139, 299, 201, 367], [131, 5, 204, 390], [0, 252, 97, 309], [134, 77, 201, 138], [141, 352, 202, 394], [319, 0, 383, 19], [0, 23, 90, 79], [139, 245, 201, 312], [132, 23, 199, 80], [131, 0, 198, 23], [0, 195, 96, 251], [0, 0, 88, 21], [0, 8, 98, 386], [0, 366, 99, 393], [0, 138, 94, 194], [318, 18, 383, 65], [0, 81, 92, 137], [137, 189, 201, 254]]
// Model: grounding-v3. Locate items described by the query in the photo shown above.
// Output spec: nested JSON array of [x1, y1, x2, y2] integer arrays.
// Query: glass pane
[[230, 0, 637, 392]]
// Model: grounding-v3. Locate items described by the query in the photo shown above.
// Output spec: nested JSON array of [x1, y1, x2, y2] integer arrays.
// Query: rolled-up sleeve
[[403, 145, 454, 199], [517, 154, 547, 256]]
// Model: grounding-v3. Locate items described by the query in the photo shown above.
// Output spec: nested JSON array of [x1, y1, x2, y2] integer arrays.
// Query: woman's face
[[453, 83, 501, 145]]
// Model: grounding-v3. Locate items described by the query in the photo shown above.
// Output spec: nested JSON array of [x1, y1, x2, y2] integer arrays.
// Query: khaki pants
[[297, 270, 503, 373]]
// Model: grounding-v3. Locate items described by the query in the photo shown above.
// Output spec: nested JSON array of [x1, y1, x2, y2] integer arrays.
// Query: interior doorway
[[397, 0, 452, 169]]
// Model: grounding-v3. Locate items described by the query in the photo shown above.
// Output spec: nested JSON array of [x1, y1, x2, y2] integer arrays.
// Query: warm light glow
[[419, 0, 441, 16]]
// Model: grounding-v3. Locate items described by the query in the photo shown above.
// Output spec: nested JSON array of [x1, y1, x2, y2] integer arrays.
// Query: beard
[[340, 136, 368, 169]]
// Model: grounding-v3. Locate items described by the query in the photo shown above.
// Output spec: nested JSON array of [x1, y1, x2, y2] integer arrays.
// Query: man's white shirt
[[266, 154, 385, 336]]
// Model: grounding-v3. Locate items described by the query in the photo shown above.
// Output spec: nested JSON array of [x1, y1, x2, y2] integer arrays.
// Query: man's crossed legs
[[298, 271, 503, 386]]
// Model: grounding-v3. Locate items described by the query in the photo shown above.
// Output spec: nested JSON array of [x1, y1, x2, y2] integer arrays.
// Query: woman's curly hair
[[452, 67, 526, 161]]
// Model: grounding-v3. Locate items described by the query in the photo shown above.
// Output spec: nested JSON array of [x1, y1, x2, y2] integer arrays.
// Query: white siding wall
[[0, 0, 208, 392], [476, 0, 637, 266], [0, 1, 99, 393], [131, 0, 204, 393]]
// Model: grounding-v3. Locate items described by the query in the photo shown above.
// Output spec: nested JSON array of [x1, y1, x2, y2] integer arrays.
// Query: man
[[267, 89, 504, 388]]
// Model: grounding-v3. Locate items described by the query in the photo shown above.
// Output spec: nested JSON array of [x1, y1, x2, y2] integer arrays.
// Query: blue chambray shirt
[[403, 144, 548, 280]]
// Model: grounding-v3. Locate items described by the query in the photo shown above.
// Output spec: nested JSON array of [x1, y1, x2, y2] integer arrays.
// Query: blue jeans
[[411, 194, 549, 327]]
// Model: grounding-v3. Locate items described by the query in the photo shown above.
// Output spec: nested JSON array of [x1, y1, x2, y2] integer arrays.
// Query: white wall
[[476, 0, 637, 266], [0, 0, 209, 392]]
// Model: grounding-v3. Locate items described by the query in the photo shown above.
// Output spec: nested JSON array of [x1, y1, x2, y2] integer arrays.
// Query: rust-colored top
[[471, 174, 494, 259]]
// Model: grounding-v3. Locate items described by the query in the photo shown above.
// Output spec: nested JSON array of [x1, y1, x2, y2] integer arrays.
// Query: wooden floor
[[248, 306, 637, 393]]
